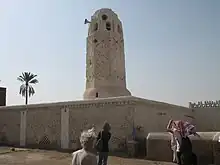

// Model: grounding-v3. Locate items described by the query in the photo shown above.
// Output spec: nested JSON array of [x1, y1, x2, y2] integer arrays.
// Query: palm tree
[[17, 72, 39, 105]]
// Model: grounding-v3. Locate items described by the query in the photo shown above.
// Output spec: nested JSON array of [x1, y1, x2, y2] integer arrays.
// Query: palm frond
[[19, 84, 26, 97], [18, 72, 38, 83], [28, 85, 35, 97], [29, 79, 39, 84], [17, 75, 25, 82]]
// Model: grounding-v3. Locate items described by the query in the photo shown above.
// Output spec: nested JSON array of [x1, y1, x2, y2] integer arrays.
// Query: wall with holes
[[0, 96, 194, 151], [26, 107, 61, 149]]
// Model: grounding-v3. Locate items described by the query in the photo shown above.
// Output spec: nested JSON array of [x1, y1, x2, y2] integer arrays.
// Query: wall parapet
[[0, 96, 192, 112], [189, 100, 220, 108], [0, 96, 136, 111]]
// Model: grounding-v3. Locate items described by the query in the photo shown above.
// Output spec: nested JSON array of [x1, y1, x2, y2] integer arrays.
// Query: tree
[[17, 72, 39, 105]]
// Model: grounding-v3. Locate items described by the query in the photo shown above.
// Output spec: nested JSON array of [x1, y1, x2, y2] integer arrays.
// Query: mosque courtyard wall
[[189, 101, 220, 132], [0, 96, 195, 151]]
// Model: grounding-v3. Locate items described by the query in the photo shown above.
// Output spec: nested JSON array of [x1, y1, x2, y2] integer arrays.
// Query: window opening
[[93, 39, 97, 43], [106, 22, 111, 31], [102, 14, 108, 20]]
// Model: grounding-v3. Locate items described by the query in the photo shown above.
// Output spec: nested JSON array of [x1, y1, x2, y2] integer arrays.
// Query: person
[[180, 136, 197, 165], [71, 129, 97, 165], [170, 132, 178, 163], [167, 119, 199, 165], [167, 120, 182, 164], [97, 121, 111, 165]]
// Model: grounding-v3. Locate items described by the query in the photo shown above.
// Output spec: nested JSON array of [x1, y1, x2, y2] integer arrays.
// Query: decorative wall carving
[[26, 110, 61, 147], [189, 100, 220, 108], [39, 135, 51, 145], [64, 100, 134, 109]]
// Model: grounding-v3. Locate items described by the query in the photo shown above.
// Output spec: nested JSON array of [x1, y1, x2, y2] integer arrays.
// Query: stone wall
[[133, 98, 194, 137], [0, 109, 20, 145], [26, 107, 61, 149], [0, 96, 194, 151], [189, 101, 220, 131]]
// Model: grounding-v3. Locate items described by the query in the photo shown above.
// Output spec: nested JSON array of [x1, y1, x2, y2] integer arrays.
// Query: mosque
[[0, 9, 219, 159]]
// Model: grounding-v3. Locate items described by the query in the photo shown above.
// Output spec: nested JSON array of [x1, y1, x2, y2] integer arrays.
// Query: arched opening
[[102, 14, 108, 20], [96, 92, 99, 98], [106, 22, 111, 31], [93, 23, 98, 31]]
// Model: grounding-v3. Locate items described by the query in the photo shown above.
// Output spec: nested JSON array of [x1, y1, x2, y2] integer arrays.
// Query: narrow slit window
[[96, 92, 99, 98], [118, 25, 122, 33], [93, 23, 98, 31]]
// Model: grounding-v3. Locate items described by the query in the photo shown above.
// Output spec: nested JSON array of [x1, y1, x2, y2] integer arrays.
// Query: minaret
[[83, 8, 131, 99]]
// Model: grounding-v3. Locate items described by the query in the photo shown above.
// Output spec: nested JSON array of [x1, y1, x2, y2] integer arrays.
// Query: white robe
[[71, 149, 97, 165]]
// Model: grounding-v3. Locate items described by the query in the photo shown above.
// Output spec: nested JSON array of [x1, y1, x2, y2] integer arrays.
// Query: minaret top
[[92, 8, 118, 19], [87, 8, 123, 37]]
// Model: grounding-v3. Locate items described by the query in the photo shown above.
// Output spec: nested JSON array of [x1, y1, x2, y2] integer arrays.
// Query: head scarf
[[170, 120, 196, 137]]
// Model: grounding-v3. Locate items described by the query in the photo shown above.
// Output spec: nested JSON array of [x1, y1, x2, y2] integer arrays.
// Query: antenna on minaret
[[84, 19, 91, 24]]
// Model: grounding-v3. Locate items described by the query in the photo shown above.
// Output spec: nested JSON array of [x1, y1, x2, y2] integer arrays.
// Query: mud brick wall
[[0, 96, 196, 151], [26, 107, 61, 149], [69, 103, 134, 151], [0, 110, 20, 145]]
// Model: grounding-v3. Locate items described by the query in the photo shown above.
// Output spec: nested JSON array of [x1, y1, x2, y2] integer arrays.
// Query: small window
[[106, 22, 111, 31], [93, 23, 98, 31], [96, 92, 98, 98], [102, 14, 108, 20], [117, 25, 122, 33], [93, 39, 97, 43]]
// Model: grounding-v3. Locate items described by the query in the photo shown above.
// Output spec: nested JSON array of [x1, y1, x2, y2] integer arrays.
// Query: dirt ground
[[0, 147, 174, 165]]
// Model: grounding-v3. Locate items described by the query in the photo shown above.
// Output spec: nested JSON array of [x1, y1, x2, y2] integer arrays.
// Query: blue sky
[[0, 0, 219, 106]]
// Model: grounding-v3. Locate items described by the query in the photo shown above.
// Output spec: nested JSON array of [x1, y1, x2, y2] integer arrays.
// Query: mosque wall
[[0, 109, 20, 145], [189, 100, 220, 131], [0, 96, 197, 151], [25, 107, 61, 149]]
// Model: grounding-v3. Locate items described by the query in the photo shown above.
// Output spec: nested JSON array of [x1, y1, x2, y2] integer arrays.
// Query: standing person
[[167, 120, 182, 165], [71, 129, 97, 165], [167, 119, 199, 165], [96, 122, 111, 165], [170, 132, 178, 163], [180, 135, 197, 165]]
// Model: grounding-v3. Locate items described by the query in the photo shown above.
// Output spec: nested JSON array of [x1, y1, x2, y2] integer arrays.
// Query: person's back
[[180, 136, 197, 165], [72, 149, 97, 165], [97, 122, 111, 165], [180, 136, 192, 153], [98, 130, 111, 152]]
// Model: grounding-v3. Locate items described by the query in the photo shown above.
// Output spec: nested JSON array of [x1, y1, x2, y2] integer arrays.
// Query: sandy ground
[[0, 147, 174, 165]]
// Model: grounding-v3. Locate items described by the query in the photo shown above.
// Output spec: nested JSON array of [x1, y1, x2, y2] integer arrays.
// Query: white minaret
[[83, 8, 131, 99]]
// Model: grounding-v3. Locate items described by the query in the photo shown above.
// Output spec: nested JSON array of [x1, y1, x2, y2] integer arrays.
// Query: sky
[[0, 0, 219, 107]]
